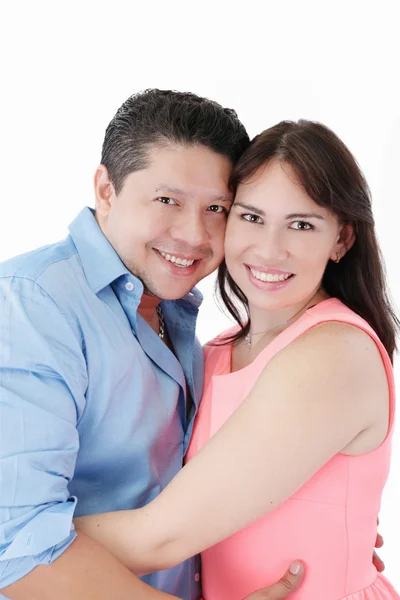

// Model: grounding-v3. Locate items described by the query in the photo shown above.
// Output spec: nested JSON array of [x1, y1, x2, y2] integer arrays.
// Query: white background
[[1, 0, 399, 590]]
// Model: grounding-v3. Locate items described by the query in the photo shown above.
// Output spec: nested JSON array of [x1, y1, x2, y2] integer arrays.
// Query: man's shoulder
[[0, 235, 79, 289]]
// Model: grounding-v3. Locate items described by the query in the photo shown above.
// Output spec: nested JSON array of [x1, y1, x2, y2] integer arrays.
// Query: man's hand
[[239, 520, 384, 600], [243, 562, 304, 600], [373, 527, 385, 573]]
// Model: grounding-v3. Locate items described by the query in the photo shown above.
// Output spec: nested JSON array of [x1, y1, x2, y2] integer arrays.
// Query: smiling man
[[94, 143, 232, 301], [0, 89, 305, 600]]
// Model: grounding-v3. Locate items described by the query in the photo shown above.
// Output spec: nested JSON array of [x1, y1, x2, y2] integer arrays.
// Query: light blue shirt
[[0, 207, 203, 599]]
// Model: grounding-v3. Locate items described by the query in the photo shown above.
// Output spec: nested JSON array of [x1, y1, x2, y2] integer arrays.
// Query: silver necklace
[[156, 305, 165, 339], [244, 301, 312, 349]]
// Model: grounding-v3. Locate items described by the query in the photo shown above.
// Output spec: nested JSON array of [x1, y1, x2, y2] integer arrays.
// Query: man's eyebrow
[[213, 195, 234, 203], [155, 185, 233, 203], [155, 185, 186, 196]]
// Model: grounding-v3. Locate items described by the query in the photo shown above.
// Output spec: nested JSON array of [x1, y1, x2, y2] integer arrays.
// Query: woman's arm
[[75, 322, 387, 573]]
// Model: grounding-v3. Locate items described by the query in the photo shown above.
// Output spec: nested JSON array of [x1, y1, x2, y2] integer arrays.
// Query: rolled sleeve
[[0, 531, 77, 590], [0, 276, 88, 586]]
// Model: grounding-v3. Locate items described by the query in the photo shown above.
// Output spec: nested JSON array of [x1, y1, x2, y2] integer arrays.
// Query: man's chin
[[141, 268, 203, 301], [142, 286, 159, 298], [147, 280, 197, 301], [158, 288, 195, 301], [132, 276, 193, 301]]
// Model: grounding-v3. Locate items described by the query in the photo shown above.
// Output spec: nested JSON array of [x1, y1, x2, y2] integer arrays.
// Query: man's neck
[[137, 293, 161, 325]]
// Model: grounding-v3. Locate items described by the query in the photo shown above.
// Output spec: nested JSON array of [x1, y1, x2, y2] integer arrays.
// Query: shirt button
[[194, 573, 200, 582], [125, 282, 134, 291]]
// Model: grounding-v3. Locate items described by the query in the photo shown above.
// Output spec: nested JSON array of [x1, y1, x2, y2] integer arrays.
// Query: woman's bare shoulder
[[261, 320, 387, 400]]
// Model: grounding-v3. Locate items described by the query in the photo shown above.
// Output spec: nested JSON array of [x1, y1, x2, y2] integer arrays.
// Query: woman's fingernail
[[290, 562, 301, 575]]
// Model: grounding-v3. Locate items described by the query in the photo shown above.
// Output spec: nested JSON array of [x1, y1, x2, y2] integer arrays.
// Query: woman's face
[[225, 159, 349, 313]]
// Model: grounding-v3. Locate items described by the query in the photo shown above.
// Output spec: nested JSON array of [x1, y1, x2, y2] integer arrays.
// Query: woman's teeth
[[250, 267, 292, 282], [159, 251, 195, 268]]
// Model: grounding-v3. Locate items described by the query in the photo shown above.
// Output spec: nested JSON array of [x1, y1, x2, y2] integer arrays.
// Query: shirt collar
[[68, 207, 204, 307], [68, 207, 130, 294]]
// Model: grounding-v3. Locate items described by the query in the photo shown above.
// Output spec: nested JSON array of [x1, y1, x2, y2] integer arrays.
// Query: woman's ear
[[330, 223, 356, 262]]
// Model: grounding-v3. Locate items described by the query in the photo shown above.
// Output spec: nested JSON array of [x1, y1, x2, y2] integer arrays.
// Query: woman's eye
[[207, 205, 227, 214], [242, 213, 262, 224], [157, 197, 177, 205], [290, 221, 314, 230]]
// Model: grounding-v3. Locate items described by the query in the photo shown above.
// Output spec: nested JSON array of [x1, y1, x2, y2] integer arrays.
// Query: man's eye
[[157, 197, 177, 205], [207, 205, 227, 214], [290, 221, 314, 230]]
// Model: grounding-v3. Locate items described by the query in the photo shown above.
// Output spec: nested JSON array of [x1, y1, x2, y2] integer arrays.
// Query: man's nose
[[171, 214, 209, 249]]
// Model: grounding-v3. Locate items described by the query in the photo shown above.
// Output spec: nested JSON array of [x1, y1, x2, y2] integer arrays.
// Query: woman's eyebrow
[[285, 212, 325, 220], [233, 202, 265, 216], [233, 203, 325, 221]]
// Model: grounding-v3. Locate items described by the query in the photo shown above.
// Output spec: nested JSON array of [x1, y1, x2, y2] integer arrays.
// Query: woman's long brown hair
[[217, 120, 399, 360]]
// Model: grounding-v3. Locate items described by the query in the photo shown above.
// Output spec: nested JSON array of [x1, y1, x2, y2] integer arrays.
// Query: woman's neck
[[231, 289, 330, 372], [248, 289, 328, 337]]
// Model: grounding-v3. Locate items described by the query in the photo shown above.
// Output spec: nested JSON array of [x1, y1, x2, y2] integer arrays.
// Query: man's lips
[[155, 248, 207, 261], [154, 249, 201, 275]]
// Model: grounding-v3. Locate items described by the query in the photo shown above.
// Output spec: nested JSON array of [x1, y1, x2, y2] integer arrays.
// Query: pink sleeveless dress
[[186, 298, 398, 600]]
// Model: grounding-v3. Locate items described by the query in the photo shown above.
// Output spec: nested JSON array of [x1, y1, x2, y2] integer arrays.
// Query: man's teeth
[[250, 268, 292, 282], [159, 251, 195, 267]]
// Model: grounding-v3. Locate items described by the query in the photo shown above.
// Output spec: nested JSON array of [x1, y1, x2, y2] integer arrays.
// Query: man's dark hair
[[101, 89, 250, 193]]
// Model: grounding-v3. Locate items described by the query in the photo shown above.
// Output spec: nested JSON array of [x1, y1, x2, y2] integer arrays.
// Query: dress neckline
[[215, 297, 341, 378]]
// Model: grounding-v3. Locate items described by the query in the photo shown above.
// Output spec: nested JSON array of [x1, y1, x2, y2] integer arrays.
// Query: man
[[0, 89, 379, 599]]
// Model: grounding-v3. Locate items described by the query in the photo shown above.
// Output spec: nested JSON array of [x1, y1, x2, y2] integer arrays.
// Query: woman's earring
[[333, 252, 341, 263]]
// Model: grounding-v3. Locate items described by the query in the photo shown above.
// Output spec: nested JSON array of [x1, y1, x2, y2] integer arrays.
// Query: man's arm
[[2, 537, 303, 600], [1, 533, 179, 600], [0, 277, 168, 598]]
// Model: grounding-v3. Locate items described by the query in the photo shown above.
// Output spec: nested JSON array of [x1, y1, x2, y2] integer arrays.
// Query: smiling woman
[[223, 159, 352, 327], [218, 120, 397, 356]]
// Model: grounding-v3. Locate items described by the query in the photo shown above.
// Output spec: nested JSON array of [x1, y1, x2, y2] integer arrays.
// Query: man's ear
[[94, 165, 115, 218]]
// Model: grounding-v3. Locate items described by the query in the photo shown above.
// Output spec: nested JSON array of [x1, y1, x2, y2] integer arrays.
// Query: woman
[[75, 120, 399, 599]]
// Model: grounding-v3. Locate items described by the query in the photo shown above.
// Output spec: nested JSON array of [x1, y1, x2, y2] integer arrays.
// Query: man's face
[[95, 144, 233, 300]]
